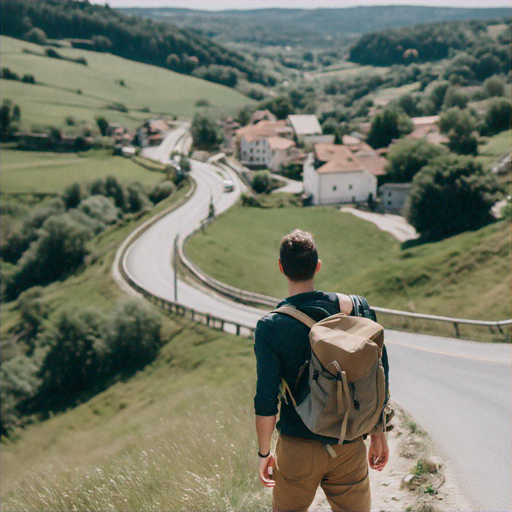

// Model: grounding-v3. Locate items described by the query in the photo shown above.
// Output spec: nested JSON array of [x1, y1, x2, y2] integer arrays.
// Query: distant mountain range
[[120, 6, 511, 49]]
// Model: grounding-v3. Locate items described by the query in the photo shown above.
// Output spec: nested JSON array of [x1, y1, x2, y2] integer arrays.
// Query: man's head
[[279, 229, 320, 282]]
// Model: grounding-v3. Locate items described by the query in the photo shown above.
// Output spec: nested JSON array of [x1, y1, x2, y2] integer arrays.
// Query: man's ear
[[315, 260, 322, 275], [278, 258, 284, 274]]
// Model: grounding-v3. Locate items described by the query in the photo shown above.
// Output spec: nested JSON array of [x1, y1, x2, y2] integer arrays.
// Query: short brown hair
[[279, 229, 318, 282]]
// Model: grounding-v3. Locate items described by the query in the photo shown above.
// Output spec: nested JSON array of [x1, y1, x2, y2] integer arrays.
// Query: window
[[388, 200, 392, 205], [349, 184, 353, 190], [333, 185, 337, 191]]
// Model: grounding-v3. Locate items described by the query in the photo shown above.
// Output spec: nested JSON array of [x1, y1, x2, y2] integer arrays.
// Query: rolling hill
[[121, 6, 511, 49], [0, 35, 254, 131]]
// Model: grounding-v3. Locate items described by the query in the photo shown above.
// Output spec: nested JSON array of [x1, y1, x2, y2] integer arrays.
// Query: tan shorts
[[273, 435, 370, 512]]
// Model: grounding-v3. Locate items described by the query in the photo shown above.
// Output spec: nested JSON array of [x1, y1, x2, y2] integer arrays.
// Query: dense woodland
[[0, 0, 270, 88], [349, 18, 511, 71]]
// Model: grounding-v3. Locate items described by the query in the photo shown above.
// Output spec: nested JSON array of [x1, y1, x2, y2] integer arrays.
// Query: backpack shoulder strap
[[272, 306, 317, 329]]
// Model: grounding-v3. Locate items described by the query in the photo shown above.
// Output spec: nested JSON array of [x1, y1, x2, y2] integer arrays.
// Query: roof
[[352, 148, 387, 177], [288, 115, 322, 136], [268, 136, 295, 151], [314, 144, 365, 174], [342, 134, 363, 147], [236, 120, 290, 142], [148, 119, 169, 133], [406, 124, 449, 145], [250, 109, 277, 124]]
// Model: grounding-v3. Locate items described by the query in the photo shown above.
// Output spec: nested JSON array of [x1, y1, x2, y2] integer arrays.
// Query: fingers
[[259, 455, 276, 487]]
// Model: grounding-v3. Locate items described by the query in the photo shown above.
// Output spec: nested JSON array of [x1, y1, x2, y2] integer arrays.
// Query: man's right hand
[[258, 454, 276, 487]]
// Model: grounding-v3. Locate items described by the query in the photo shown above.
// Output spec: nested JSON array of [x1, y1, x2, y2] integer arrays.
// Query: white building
[[303, 144, 377, 205], [236, 120, 295, 169], [287, 115, 334, 145]]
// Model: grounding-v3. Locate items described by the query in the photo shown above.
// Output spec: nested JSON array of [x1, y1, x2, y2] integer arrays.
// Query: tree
[[385, 138, 447, 183], [62, 182, 84, 210], [442, 87, 469, 110], [24, 27, 47, 45], [96, 116, 109, 136], [252, 170, 272, 194], [439, 107, 479, 155], [367, 107, 413, 149], [106, 299, 162, 371], [483, 76, 505, 98], [406, 154, 501, 238], [484, 98, 512, 135], [191, 113, 222, 151], [37, 308, 107, 403], [1, 101, 12, 137]]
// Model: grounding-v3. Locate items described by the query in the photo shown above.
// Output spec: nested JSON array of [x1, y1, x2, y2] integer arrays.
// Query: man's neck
[[287, 279, 315, 297]]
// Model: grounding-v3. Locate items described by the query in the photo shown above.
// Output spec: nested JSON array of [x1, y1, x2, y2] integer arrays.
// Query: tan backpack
[[274, 296, 390, 445]]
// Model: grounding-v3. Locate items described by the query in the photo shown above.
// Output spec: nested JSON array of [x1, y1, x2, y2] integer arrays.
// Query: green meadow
[[1, 149, 165, 195], [1, 36, 254, 130], [186, 203, 511, 339]]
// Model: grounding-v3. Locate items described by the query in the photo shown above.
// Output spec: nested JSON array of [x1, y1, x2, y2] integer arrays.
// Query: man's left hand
[[368, 433, 389, 471]]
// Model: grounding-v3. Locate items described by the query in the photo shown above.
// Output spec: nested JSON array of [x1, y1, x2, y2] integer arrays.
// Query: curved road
[[124, 151, 511, 512]]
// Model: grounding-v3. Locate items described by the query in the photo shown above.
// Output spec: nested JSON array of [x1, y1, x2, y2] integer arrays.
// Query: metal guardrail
[[115, 166, 512, 341], [114, 177, 256, 338], [178, 234, 512, 340]]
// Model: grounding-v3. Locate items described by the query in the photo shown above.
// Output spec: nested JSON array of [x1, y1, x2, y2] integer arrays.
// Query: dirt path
[[340, 207, 418, 243], [309, 403, 473, 512]]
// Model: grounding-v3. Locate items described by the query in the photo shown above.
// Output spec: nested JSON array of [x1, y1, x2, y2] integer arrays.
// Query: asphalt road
[[124, 154, 512, 512]]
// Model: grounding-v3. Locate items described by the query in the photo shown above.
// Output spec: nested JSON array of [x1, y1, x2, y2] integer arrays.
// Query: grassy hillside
[[186, 203, 511, 339], [185, 203, 400, 300], [1, 36, 254, 130], [0, 174, 271, 511], [0, 149, 165, 195]]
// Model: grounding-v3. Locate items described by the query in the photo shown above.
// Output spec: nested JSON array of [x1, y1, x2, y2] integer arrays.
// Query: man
[[254, 229, 389, 512]]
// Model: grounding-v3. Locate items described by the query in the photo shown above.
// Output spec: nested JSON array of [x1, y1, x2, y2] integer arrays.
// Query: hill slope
[[186, 205, 511, 337], [121, 6, 511, 49], [0, 36, 254, 130], [1, 0, 267, 87]]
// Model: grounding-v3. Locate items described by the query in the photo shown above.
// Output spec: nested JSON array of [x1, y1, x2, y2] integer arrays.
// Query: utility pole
[[173, 233, 178, 303]]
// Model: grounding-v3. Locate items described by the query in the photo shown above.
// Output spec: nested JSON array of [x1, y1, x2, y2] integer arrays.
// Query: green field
[[186, 204, 511, 336], [186, 204, 400, 300], [0, 149, 165, 194], [1, 36, 254, 130], [371, 81, 421, 106], [477, 129, 512, 168]]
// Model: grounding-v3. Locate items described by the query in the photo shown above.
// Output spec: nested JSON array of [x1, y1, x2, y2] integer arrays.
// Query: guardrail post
[[220, 320, 224, 332], [236, 324, 241, 336], [453, 322, 460, 338], [206, 314, 210, 326], [191, 310, 195, 321]]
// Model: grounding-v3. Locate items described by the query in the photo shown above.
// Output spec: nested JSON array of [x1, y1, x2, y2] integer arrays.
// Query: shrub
[[1, 356, 41, 435], [5, 213, 93, 299], [484, 98, 512, 135], [36, 308, 108, 406], [125, 182, 150, 214], [106, 299, 162, 372], [406, 154, 501, 238], [442, 87, 469, 110], [2, 198, 66, 264], [252, 171, 272, 194], [18, 287, 50, 341], [96, 116, 109, 136], [483, 76, 505, 98], [62, 182, 85, 209], [24, 27, 47, 45], [104, 176, 126, 209], [149, 180, 175, 204], [78, 195, 119, 226]]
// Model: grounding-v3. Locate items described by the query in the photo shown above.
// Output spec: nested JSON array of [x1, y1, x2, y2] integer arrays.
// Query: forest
[[0, 0, 270, 88]]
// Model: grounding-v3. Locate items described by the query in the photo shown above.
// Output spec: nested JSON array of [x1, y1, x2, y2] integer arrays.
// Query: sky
[[90, 0, 512, 10]]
